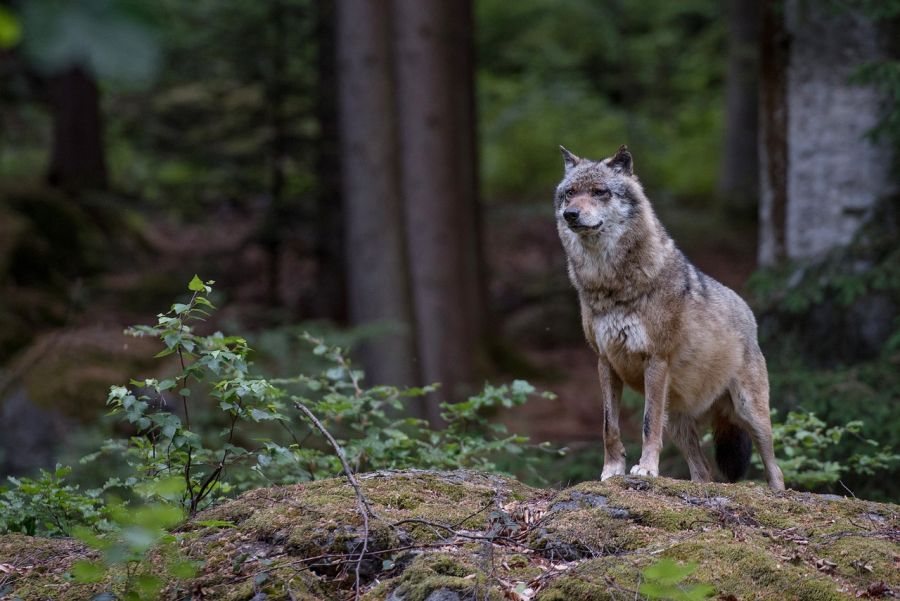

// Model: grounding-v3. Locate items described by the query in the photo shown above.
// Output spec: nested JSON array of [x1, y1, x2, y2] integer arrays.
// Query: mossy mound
[[1, 471, 897, 600]]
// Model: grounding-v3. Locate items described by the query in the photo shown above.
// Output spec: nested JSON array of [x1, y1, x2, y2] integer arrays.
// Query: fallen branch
[[292, 399, 376, 600]]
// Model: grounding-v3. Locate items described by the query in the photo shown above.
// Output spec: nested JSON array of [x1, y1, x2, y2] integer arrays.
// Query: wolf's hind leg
[[729, 357, 785, 490], [599, 357, 626, 480], [668, 412, 711, 483]]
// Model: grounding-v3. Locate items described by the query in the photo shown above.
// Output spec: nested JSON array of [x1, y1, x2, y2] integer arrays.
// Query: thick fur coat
[[555, 145, 784, 489]]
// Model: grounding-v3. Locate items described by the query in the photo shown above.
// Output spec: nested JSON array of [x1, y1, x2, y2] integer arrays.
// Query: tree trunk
[[718, 0, 760, 215], [264, 0, 288, 307], [313, 0, 347, 322], [336, 0, 418, 388], [758, 0, 789, 265], [759, 0, 894, 266], [447, 0, 488, 369], [392, 0, 480, 421], [47, 65, 107, 192]]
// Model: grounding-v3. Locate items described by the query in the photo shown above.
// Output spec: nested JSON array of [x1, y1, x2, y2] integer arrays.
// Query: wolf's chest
[[592, 309, 650, 354]]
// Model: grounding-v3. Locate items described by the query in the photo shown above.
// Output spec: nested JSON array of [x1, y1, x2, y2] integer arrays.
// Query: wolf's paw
[[600, 464, 626, 481], [629, 465, 659, 477]]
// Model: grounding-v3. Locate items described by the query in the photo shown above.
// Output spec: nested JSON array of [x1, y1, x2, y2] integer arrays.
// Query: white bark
[[759, 0, 895, 265]]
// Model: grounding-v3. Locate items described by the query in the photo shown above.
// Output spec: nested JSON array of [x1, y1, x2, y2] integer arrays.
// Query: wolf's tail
[[713, 415, 752, 482]]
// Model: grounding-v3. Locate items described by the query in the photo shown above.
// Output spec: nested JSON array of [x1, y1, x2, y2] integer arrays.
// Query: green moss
[[817, 534, 899, 586], [366, 554, 503, 601], [664, 531, 848, 601], [535, 556, 645, 601], [2, 471, 897, 600]]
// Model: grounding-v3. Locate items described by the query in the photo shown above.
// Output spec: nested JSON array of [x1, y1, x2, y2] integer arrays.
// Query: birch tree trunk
[[759, 0, 895, 266]]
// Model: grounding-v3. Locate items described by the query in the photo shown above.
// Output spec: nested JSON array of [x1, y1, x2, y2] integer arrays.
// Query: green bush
[[0, 277, 559, 598], [0, 465, 104, 536], [754, 410, 898, 490]]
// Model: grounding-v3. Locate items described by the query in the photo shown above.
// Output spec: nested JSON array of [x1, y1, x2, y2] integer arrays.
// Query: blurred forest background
[[0, 0, 898, 501]]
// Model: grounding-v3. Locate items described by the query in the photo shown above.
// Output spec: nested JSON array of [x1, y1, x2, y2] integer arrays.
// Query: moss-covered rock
[[1, 471, 897, 600]]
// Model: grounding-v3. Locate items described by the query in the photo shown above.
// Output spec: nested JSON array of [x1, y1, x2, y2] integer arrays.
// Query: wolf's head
[[554, 145, 642, 240]]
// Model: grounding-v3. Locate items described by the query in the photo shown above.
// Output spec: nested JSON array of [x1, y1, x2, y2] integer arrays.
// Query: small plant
[[69, 480, 198, 601], [0, 465, 104, 536], [0, 277, 557, 600], [90, 276, 557, 517], [288, 336, 558, 478], [639, 558, 714, 601], [756, 410, 898, 489]]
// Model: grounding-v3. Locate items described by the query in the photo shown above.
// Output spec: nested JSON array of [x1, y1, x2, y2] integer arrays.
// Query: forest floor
[[2, 470, 897, 600]]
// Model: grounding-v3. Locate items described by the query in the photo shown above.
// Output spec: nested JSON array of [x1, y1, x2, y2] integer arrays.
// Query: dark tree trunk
[[264, 0, 288, 306], [336, 0, 418, 389], [47, 65, 107, 192], [447, 0, 488, 367], [718, 0, 760, 215], [758, 0, 789, 266], [392, 0, 480, 421], [312, 0, 347, 322]]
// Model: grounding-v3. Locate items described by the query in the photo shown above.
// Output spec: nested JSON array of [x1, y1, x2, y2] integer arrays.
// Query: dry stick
[[293, 400, 375, 601]]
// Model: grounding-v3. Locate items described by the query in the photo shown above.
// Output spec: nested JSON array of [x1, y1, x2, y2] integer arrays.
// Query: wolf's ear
[[559, 145, 582, 172], [608, 144, 633, 176]]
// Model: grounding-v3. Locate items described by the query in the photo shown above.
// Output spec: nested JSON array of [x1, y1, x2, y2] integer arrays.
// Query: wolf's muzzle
[[563, 207, 581, 224]]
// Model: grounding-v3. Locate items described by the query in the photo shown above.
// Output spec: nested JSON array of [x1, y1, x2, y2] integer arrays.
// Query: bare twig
[[293, 399, 376, 600]]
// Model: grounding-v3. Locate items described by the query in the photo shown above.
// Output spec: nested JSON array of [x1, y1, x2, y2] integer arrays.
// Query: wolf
[[555, 144, 785, 490]]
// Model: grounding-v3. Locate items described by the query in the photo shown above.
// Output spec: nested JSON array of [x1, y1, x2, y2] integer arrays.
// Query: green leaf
[[71, 560, 106, 583], [0, 6, 21, 48], [188, 274, 205, 291], [643, 558, 697, 585], [134, 573, 163, 597], [169, 559, 199, 579]]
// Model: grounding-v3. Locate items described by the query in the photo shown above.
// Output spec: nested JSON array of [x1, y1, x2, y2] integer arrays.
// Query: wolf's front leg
[[631, 358, 669, 477], [598, 357, 626, 480]]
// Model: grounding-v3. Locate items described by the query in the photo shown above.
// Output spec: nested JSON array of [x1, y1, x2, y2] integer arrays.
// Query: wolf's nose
[[563, 207, 580, 223]]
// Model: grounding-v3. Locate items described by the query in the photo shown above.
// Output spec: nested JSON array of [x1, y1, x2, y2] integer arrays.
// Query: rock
[[388, 588, 469, 601], [1, 470, 898, 600]]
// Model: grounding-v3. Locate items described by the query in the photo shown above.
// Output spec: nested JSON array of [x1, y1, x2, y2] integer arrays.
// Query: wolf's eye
[[593, 187, 609, 197], [564, 189, 575, 199]]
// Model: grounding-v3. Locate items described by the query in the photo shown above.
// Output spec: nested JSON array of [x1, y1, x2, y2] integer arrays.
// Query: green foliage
[[755, 411, 899, 489], [0, 5, 21, 48], [833, 0, 900, 168], [765, 356, 900, 500], [87, 276, 556, 516], [0, 277, 555, 599], [747, 206, 900, 317], [639, 559, 714, 601], [106, 0, 317, 210], [0, 465, 104, 536], [831, 0, 900, 22], [69, 487, 196, 601], [292, 340, 559, 479], [853, 60, 900, 164], [748, 197, 900, 499], [19, 0, 161, 84], [477, 0, 725, 202]]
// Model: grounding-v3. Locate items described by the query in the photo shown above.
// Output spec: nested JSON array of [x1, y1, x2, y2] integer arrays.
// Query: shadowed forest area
[[0, 0, 899, 526]]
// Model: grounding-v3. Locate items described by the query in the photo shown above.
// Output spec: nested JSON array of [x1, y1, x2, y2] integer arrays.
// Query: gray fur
[[555, 145, 784, 489]]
